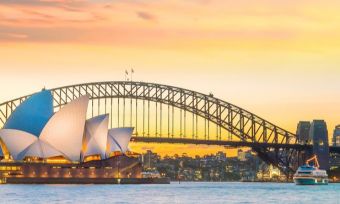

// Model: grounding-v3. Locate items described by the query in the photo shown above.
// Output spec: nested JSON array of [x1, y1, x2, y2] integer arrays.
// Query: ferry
[[293, 155, 329, 185]]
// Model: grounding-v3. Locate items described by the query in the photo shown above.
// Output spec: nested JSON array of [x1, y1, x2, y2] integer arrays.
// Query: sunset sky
[[0, 0, 339, 157]]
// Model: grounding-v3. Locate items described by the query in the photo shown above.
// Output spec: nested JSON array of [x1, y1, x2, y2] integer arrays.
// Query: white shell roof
[[0, 129, 37, 160], [3, 90, 54, 137], [82, 114, 109, 160], [106, 135, 122, 156], [0, 95, 138, 162], [40, 95, 89, 161], [0, 129, 66, 160], [17, 139, 65, 160], [107, 127, 134, 154]]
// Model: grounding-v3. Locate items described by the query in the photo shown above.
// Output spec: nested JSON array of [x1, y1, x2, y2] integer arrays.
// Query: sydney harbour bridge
[[0, 81, 338, 177]]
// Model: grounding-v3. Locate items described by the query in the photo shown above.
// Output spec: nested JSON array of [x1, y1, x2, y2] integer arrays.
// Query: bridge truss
[[0, 81, 310, 176]]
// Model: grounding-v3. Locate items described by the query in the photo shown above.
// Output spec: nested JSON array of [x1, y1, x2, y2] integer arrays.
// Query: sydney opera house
[[0, 90, 157, 184]]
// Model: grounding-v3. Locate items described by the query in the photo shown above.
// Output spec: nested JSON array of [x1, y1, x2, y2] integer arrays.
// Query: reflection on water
[[0, 182, 339, 204]]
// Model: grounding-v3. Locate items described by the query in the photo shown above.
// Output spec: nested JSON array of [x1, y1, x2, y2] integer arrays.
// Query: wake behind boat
[[293, 155, 329, 185]]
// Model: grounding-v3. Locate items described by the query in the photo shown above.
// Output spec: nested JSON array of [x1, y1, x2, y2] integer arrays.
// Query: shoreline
[[170, 180, 340, 184], [2, 177, 170, 185]]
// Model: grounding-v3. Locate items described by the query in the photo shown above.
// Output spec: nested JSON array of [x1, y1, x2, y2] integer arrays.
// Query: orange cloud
[[0, 0, 339, 55]]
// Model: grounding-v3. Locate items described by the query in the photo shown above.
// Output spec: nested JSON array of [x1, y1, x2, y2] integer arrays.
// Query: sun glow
[[0, 0, 339, 157]]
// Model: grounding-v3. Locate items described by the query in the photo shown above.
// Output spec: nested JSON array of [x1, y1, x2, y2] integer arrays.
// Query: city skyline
[[1, 0, 340, 156]]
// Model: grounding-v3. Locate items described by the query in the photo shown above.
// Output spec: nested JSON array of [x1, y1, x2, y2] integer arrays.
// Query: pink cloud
[[136, 11, 156, 21], [0, 32, 28, 40]]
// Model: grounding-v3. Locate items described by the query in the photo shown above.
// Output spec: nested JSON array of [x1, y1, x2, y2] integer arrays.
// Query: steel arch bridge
[[0, 81, 310, 176]]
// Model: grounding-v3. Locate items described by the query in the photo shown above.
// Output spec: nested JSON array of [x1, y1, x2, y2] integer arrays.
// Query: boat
[[293, 155, 329, 185]]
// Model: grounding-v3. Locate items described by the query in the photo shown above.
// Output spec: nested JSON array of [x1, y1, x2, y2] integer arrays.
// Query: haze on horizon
[[0, 0, 339, 156]]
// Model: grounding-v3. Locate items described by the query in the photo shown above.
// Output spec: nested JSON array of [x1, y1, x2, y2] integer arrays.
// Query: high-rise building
[[310, 120, 329, 170], [216, 151, 227, 162], [296, 121, 311, 144], [332, 125, 340, 147], [237, 149, 246, 161], [142, 150, 159, 169]]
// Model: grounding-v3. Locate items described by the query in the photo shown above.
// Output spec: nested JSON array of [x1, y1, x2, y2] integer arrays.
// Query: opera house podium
[[0, 90, 169, 184]]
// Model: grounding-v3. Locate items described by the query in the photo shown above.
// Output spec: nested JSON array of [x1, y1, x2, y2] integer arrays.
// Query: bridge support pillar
[[310, 120, 330, 170]]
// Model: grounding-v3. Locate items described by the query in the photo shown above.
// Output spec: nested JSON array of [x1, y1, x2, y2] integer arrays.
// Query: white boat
[[293, 155, 329, 185]]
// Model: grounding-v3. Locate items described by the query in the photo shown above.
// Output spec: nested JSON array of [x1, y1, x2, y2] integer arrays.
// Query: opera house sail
[[107, 127, 134, 155], [82, 114, 109, 161], [0, 95, 89, 162], [0, 90, 167, 184], [0, 129, 38, 160], [4, 90, 53, 137], [39, 95, 89, 161]]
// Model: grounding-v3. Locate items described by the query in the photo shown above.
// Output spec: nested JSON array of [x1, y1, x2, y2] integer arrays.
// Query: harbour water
[[1, 182, 339, 204]]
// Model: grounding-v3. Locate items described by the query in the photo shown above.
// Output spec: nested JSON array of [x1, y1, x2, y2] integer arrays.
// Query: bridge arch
[[0, 81, 296, 144]]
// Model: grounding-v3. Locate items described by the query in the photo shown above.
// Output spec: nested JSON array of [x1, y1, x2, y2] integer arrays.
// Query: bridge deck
[[131, 137, 311, 151]]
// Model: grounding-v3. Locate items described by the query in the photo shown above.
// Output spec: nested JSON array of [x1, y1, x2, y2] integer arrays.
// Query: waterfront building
[[269, 164, 281, 179], [237, 149, 246, 161], [296, 121, 311, 144], [150, 151, 264, 182], [0, 91, 142, 184], [142, 150, 159, 170], [333, 125, 340, 147], [216, 151, 227, 162], [310, 120, 330, 170], [194, 170, 202, 181]]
